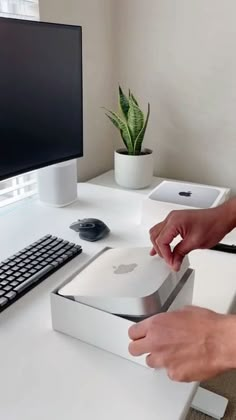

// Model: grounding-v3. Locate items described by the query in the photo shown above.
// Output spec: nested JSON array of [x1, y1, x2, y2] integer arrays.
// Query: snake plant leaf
[[134, 103, 150, 154], [105, 113, 119, 129], [105, 113, 128, 149], [130, 93, 139, 107], [105, 109, 134, 154], [128, 98, 144, 144], [119, 86, 129, 120]]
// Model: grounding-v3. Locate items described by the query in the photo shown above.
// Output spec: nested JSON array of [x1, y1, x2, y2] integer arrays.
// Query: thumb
[[172, 238, 194, 271]]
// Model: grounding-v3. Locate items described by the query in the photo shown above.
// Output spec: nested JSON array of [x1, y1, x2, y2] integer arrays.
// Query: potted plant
[[104, 87, 153, 189]]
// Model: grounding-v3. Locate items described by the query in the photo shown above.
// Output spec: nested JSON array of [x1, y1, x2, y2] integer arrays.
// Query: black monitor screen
[[0, 17, 83, 180]]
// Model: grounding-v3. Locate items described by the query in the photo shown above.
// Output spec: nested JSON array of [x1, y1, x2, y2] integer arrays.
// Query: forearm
[[217, 197, 236, 233]]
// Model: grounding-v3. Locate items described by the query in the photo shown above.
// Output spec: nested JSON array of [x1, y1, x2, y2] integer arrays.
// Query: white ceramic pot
[[114, 148, 154, 189]]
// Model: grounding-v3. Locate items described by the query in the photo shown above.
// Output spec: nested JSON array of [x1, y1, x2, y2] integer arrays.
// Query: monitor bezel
[[0, 16, 83, 181]]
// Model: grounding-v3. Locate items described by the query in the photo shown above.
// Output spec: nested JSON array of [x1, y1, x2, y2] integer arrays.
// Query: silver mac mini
[[59, 247, 193, 320]]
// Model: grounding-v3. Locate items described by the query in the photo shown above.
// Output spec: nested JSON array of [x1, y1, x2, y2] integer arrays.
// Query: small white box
[[51, 247, 195, 368], [141, 180, 231, 227]]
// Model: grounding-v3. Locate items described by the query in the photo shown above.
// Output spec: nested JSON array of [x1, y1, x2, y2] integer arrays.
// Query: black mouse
[[69, 218, 110, 242]]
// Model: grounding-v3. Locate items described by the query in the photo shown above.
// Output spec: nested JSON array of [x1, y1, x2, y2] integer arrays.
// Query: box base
[[51, 268, 194, 367]]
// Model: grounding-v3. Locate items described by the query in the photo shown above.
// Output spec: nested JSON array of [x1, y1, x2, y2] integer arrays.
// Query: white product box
[[51, 247, 195, 368], [141, 180, 231, 227]]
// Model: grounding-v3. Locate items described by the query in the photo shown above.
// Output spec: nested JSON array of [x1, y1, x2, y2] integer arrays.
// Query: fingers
[[150, 222, 173, 262], [149, 219, 180, 267], [150, 247, 157, 256], [128, 320, 148, 341], [146, 353, 164, 369], [150, 222, 164, 258], [129, 341, 166, 369], [129, 338, 150, 357], [171, 238, 195, 271], [153, 225, 176, 266], [150, 217, 197, 270]]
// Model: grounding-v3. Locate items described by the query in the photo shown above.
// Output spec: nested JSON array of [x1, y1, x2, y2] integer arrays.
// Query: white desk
[[0, 177, 235, 420]]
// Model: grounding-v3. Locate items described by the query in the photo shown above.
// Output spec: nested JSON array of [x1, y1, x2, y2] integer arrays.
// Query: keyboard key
[[14, 273, 23, 279], [47, 250, 55, 255], [64, 244, 74, 251], [7, 262, 15, 267], [55, 257, 64, 264], [41, 253, 50, 259], [17, 277, 27, 283], [28, 269, 36, 275], [75, 245, 82, 251], [33, 265, 43, 271], [39, 262, 48, 267], [45, 258, 54, 263], [34, 252, 41, 257], [0, 280, 8, 286], [5, 270, 13, 275], [0, 297, 8, 307], [11, 281, 19, 287], [31, 261, 39, 267], [65, 251, 74, 257], [5, 291, 17, 300], [54, 249, 66, 257], [18, 262, 26, 268], [51, 261, 60, 268], [23, 273, 32, 279], [61, 254, 69, 262]]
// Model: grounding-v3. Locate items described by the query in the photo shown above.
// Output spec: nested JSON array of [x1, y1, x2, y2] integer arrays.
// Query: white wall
[[39, 0, 117, 181], [116, 0, 236, 193], [39, 0, 236, 193]]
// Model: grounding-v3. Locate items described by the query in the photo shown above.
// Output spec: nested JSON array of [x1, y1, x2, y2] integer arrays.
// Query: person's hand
[[149, 200, 236, 272], [128, 306, 236, 383]]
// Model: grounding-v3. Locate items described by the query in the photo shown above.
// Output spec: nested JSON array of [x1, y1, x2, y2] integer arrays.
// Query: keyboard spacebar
[[14, 266, 53, 293]]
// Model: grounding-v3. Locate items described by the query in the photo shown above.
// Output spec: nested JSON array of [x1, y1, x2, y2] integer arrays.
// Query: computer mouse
[[69, 218, 110, 242]]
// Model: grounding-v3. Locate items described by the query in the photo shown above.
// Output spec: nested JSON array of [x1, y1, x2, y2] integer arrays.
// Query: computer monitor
[[0, 17, 83, 181]]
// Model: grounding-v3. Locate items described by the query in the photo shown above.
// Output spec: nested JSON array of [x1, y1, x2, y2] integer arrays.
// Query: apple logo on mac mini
[[178, 191, 192, 197], [113, 264, 138, 275]]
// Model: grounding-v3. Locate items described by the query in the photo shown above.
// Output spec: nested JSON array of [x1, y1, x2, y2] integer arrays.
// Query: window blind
[[0, 0, 38, 20]]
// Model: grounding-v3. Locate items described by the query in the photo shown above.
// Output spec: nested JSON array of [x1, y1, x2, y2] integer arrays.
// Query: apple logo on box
[[179, 191, 192, 197], [113, 264, 138, 275]]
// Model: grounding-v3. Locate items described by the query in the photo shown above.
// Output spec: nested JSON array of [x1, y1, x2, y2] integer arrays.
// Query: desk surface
[[0, 178, 235, 420]]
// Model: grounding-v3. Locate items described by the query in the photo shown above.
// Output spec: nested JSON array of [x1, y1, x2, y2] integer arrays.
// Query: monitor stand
[[37, 159, 78, 207]]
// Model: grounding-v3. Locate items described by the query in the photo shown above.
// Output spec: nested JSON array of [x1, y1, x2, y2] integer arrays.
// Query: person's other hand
[[149, 202, 235, 272], [128, 306, 236, 383]]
